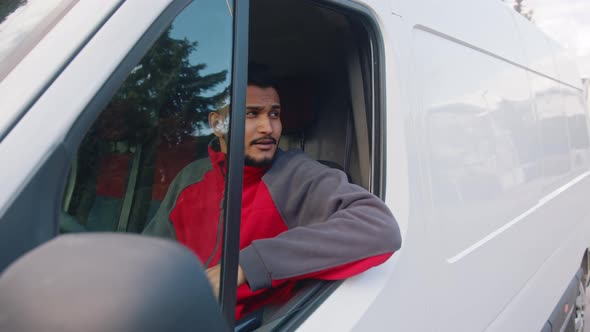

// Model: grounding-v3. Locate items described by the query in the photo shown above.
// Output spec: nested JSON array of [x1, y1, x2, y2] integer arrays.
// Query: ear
[[208, 112, 223, 139]]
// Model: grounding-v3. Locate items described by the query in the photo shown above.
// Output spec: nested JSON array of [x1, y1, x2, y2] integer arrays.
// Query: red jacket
[[144, 143, 401, 319]]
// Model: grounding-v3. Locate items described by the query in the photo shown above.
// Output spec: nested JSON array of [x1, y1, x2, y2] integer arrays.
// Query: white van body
[[301, 1, 590, 331], [1, 0, 589, 331]]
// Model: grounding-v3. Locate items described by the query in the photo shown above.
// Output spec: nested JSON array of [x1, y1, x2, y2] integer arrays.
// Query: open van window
[[242, 0, 385, 328], [251, 0, 383, 193]]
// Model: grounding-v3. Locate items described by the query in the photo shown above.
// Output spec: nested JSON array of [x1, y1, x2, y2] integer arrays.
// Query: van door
[[0, 0, 249, 327]]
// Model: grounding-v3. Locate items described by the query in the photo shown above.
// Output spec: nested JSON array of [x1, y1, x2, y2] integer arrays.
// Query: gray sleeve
[[142, 158, 212, 239], [240, 151, 401, 291]]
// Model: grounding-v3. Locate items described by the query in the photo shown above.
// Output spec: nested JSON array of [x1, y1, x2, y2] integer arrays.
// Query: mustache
[[249, 137, 277, 146]]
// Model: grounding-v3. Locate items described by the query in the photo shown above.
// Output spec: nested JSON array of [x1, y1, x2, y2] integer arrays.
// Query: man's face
[[209, 85, 282, 167], [243, 85, 282, 166]]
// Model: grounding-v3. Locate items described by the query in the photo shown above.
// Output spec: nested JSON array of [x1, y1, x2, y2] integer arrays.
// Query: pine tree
[[101, 26, 229, 145]]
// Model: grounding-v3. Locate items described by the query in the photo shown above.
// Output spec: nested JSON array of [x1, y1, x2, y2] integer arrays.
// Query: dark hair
[[248, 63, 276, 89]]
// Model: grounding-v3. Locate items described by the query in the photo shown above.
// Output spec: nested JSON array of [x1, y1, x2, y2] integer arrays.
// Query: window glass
[[61, 0, 234, 271]]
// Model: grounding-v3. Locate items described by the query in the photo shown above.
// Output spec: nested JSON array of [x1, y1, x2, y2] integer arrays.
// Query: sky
[[523, 0, 590, 79]]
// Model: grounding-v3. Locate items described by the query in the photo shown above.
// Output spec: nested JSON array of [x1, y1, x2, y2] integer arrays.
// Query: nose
[[257, 115, 272, 134]]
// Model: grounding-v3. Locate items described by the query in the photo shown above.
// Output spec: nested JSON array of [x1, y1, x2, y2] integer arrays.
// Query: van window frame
[[218, 0, 249, 324], [58, 0, 385, 327]]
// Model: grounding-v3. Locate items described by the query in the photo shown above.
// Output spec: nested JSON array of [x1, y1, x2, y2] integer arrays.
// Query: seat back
[[277, 77, 354, 182]]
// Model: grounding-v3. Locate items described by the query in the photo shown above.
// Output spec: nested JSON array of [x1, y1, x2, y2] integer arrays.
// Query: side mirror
[[0, 233, 229, 332]]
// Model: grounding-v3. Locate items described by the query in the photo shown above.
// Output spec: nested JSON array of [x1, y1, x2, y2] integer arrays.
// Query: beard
[[244, 136, 278, 167], [244, 154, 275, 167]]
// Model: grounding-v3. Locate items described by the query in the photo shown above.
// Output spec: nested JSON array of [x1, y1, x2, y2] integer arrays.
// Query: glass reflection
[[61, 0, 233, 238], [415, 30, 545, 257]]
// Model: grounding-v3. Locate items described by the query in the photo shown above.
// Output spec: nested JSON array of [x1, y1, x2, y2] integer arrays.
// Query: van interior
[[250, 0, 380, 192]]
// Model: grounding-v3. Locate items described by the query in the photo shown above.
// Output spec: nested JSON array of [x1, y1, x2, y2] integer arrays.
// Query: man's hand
[[205, 264, 247, 300], [205, 264, 222, 299]]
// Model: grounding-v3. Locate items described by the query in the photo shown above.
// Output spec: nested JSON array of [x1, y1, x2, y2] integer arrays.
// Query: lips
[[251, 137, 277, 150]]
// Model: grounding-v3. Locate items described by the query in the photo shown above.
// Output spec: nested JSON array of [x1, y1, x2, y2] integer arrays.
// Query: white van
[[1, 0, 589, 331]]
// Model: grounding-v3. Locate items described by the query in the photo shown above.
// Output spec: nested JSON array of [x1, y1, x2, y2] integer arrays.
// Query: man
[[143, 65, 401, 320]]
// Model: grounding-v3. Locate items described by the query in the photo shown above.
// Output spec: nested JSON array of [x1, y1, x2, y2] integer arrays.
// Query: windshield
[[0, 0, 78, 81]]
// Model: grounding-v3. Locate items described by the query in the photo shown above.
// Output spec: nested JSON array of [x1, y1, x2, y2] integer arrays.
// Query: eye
[[246, 110, 257, 118], [269, 111, 281, 119]]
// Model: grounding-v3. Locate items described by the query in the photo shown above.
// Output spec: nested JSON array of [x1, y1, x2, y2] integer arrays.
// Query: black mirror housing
[[0, 233, 229, 332]]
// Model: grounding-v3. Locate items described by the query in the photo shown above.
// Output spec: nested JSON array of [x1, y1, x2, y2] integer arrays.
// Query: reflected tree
[[104, 26, 229, 145], [68, 26, 229, 230]]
